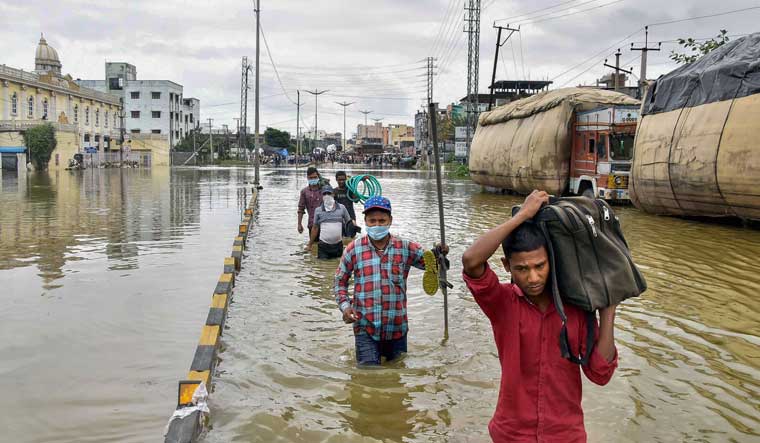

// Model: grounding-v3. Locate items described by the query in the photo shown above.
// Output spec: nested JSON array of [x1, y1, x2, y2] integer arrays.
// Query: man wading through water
[[334, 196, 448, 366], [297, 167, 326, 235], [306, 185, 356, 259], [461, 190, 618, 443], [334, 171, 360, 238]]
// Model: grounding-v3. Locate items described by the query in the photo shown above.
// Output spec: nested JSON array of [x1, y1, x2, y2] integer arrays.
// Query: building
[[592, 73, 640, 99], [78, 62, 200, 147], [460, 80, 554, 112], [357, 122, 384, 143], [0, 35, 124, 170], [387, 124, 414, 150]]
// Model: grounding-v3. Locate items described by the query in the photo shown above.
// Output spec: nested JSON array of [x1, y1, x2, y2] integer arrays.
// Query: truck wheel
[[581, 187, 595, 199]]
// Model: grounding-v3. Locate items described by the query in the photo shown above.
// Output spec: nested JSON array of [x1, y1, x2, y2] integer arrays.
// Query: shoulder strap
[[538, 220, 596, 366]]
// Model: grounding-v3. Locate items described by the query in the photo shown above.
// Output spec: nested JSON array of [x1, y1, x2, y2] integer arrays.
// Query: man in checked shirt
[[334, 195, 448, 366]]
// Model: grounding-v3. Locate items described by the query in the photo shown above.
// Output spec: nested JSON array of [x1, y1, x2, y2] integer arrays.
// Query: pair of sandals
[[423, 247, 453, 295]]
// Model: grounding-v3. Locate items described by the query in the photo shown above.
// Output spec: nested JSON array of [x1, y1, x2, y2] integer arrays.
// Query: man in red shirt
[[461, 190, 618, 443]]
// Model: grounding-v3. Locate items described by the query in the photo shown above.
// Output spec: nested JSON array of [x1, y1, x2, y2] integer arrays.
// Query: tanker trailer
[[631, 32, 760, 221], [469, 87, 640, 200]]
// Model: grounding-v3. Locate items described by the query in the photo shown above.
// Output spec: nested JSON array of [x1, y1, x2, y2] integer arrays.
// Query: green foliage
[[264, 127, 291, 148], [23, 123, 57, 170], [447, 163, 470, 179], [437, 114, 454, 141], [670, 30, 729, 65]]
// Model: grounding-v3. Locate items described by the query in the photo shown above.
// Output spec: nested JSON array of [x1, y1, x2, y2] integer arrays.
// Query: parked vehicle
[[469, 87, 640, 202]]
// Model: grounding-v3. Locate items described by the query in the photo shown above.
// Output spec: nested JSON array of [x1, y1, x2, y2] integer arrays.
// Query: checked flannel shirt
[[334, 234, 426, 341]]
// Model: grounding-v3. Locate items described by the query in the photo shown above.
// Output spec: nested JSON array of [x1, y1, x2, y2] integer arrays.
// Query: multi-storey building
[[78, 62, 200, 147], [0, 35, 123, 170]]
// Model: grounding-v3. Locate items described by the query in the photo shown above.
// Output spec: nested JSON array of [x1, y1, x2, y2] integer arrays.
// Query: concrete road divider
[[164, 188, 258, 443]]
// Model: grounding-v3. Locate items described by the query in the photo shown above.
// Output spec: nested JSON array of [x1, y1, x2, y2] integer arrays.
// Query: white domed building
[[0, 35, 124, 171]]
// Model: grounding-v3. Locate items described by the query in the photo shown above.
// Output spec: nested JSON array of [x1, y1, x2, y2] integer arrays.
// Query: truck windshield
[[609, 134, 634, 160]]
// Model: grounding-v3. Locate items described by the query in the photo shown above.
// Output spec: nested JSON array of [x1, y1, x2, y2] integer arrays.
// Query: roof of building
[[488, 80, 553, 90], [35, 34, 61, 67]]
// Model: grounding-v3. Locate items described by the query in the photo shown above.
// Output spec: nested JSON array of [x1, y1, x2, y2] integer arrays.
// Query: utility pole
[[631, 26, 661, 98], [207, 118, 214, 162], [233, 117, 240, 160], [240, 57, 250, 163], [464, 0, 481, 162], [305, 89, 329, 153], [488, 24, 519, 111], [296, 90, 301, 163], [359, 110, 372, 142], [118, 97, 125, 165], [223, 124, 229, 160], [604, 49, 633, 92], [335, 101, 354, 152], [254, 0, 261, 186]]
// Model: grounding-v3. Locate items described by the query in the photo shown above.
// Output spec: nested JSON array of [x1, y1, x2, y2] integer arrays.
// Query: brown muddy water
[[1, 167, 758, 442]]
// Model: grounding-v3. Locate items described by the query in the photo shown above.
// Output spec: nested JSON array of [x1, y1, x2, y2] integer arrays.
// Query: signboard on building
[[84, 147, 98, 154], [455, 126, 467, 141], [455, 141, 467, 158]]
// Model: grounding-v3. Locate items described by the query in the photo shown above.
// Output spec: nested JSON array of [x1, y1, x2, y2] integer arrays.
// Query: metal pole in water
[[428, 101, 448, 339]]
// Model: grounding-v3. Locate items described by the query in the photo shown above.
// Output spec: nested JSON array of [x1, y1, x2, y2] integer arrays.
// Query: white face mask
[[323, 195, 335, 210]]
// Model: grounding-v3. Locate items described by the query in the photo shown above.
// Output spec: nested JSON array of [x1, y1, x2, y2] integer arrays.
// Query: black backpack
[[513, 197, 647, 364]]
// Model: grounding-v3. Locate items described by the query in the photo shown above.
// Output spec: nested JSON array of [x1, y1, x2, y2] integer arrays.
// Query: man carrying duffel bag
[[462, 190, 646, 443]]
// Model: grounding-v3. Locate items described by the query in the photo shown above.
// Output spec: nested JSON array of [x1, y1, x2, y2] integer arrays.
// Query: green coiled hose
[[346, 174, 382, 203]]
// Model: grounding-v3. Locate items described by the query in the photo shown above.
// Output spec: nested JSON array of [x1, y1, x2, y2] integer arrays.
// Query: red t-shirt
[[463, 264, 618, 443]]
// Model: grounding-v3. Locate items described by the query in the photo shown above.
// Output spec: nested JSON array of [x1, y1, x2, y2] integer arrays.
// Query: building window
[[11, 92, 17, 115], [109, 77, 123, 90], [151, 91, 161, 99], [85, 107, 90, 125], [152, 111, 161, 118], [151, 129, 161, 134], [74, 104, 79, 123], [131, 111, 140, 118], [95, 109, 100, 126], [28, 96, 34, 118], [114, 113, 118, 127], [104, 111, 109, 127], [130, 91, 140, 99], [131, 129, 141, 134], [42, 98, 49, 120], [189, 114, 193, 123]]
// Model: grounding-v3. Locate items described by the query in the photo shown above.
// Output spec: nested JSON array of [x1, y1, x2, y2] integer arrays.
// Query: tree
[[670, 30, 729, 65], [264, 127, 291, 148], [23, 123, 57, 170]]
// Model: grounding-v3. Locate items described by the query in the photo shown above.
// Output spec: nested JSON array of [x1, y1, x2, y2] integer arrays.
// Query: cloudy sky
[[1, 0, 759, 138]]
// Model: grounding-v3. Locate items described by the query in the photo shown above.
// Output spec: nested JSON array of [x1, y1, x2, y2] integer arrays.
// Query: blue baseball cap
[[363, 196, 391, 214], [321, 184, 334, 195]]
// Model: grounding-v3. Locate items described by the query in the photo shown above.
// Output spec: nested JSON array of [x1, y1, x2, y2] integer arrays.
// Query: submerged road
[[0, 166, 757, 442], [205, 168, 760, 443]]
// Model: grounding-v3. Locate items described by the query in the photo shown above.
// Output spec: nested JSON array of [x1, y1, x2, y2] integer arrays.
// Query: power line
[[493, 0, 584, 23], [429, 0, 460, 57], [551, 27, 643, 80], [648, 6, 760, 27], [257, 18, 296, 105], [513, 0, 627, 26]]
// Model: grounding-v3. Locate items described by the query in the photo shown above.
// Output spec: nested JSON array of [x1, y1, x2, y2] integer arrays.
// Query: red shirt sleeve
[[581, 313, 618, 385], [462, 264, 515, 325]]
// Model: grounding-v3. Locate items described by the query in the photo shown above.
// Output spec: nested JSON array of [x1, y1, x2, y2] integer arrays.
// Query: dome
[[35, 34, 62, 75]]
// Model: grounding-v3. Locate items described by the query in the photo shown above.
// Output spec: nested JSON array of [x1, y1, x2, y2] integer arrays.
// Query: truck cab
[[570, 105, 638, 201]]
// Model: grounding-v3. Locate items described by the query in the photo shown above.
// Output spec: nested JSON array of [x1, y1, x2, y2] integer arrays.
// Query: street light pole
[[359, 109, 372, 142], [335, 101, 354, 152], [305, 89, 328, 154], [254, 0, 261, 186]]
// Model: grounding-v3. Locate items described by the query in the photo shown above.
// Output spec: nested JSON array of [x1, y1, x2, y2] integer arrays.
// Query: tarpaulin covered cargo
[[631, 33, 760, 220], [469, 88, 639, 195]]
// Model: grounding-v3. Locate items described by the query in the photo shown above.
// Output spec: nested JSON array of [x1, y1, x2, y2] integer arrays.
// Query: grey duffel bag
[[513, 196, 647, 364]]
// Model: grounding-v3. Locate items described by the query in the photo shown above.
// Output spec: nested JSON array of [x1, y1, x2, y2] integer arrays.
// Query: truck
[[572, 105, 638, 200], [468, 87, 641, 202]]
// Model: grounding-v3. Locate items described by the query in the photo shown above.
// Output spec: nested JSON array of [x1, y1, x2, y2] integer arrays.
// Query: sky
[[1, 0, 759, 138]]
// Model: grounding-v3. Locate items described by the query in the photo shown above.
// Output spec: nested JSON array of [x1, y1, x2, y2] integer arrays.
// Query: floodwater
[[1, 167, 758, 442], [207, 168, 759, 443], [0, 167, 253, 443]]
